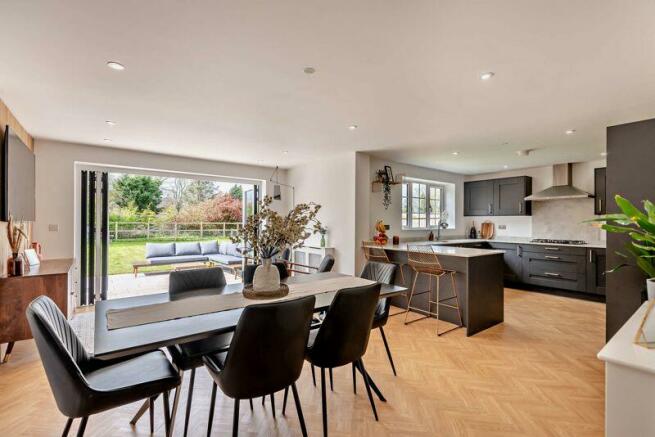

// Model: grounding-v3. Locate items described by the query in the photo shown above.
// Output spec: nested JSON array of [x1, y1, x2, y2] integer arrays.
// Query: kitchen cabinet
[[489, 242, 523, 283], [594, 167, 606, 215], [494, 177, 532, 216], [464, 176, 532, 216], [520, 244, 587, 292], [464, 180, 494, 216], [587, 248, 607, 295]]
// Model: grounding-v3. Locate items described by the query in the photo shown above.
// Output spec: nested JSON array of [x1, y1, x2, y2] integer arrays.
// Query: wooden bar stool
[[362, 241, 407, 316], [404, 245, 463, 336]]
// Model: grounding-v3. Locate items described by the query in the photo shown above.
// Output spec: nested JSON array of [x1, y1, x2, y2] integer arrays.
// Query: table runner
[[106, 275, 376, 330]]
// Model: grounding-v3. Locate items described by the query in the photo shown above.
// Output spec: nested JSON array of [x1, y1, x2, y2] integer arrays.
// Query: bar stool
[[404, 245, 463, 336], [362, 241, 407, 316]]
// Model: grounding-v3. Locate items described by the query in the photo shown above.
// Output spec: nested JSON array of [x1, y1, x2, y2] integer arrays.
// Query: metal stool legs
[[404, 269, 463, 335]]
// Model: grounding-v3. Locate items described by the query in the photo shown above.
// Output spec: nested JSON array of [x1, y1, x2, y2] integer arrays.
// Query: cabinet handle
[[544, 272, 561, 277], [598, 199, 602, 212], [545, 255, 560, 260], [519, 202, 522, 214], [589, 250, 593, 263], [488, 203, 492, 215], [517, 246, 522, 257], [544, 247, 560, 251]]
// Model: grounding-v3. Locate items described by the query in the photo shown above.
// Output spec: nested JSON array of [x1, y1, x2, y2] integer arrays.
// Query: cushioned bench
[[132, 241, 246, 277]]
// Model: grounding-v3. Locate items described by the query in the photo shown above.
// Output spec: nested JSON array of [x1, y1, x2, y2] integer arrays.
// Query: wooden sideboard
[[0, 258, 74, 363]]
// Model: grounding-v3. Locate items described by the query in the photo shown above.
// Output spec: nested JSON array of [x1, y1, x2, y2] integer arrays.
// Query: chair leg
[[207, 382, 217, 437], [76, 417, 88, 437], [404, 271, 420, 325], [352, 363, 357, 394], [311, 364, 316, 386], [2, 341, 15, 363], [163, 391, 172, 437], [149, 396, 155, 433], [129, 398, 151, 426], [355, 361, 387, 402], [183, 368, 196, 437], [232, 399, 240, 437], [282, 386, 289, 416], [291, 382, 308, 437], [358, 359, 378, 421], [320, 367, 328, 437], [249, 398, 253, 410], [270, 393, 276, 418], [62, 418, 73, 437], [379, 327, 397, 376], [170, 383, 182, 436], [329, 367, 334, 391]]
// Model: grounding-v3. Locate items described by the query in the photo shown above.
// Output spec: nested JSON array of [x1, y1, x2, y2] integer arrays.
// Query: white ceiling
[[1, 1, 654, 174]]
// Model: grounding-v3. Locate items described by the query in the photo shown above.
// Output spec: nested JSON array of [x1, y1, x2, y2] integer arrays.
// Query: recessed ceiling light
[[348, 125, 358, 131], [452, 152, 459, 156], [283, 150, 289, 155], [103, 138, 112, 143], [600, 152, 608, 157], [105, 120, 117, 127], [106, 61, 125, 71], [565, 129, 576, 135], [503, 165, 509, 169], [480, 72, 495, 81], [303, 67, 316, 75]]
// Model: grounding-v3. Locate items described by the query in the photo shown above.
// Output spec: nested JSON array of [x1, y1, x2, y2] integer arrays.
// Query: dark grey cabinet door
[[489, 243, 522, 282], [493, 177, 532, 216], [594, 168, 606, 215], [464, 180, 494, 216], [586, 248, 606, 295]]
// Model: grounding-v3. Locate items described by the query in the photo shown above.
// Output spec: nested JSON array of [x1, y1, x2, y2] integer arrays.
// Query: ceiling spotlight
[[600, 152, 608, 157], [303, 67, 316, 75], [480, 72, 495, 81], [451, 152, 459, 156], [503, 165, 509, 169], [516, 149, 531, 156], [283, 150, 289, 155], [105, 120, 117, 127], [565, 129, 576, 135], [103, 138, 112, 143], [348, 124, 358, 131], [106, 61, 125, 71]]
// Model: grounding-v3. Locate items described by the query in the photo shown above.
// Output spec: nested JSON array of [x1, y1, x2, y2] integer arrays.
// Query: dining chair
[[302, 283, 382, 437], [26, 296, 181, 437], [317, 254, 335, 273], [203, 295, 316, 437], [362, 240, 406, 286], [165, 267, 234, 437]]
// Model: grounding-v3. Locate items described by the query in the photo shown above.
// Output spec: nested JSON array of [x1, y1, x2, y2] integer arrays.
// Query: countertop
[[373, 242, 504, 257], [598, 301, 655, 374], [1, 258, 74, 279], [374, 237, 606, 251]]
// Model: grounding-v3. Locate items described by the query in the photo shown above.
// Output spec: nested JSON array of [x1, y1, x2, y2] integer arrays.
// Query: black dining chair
[[302, 283, 382, 436], [26, 296, 181, 437], [203, 295, 316, 437], [317, 255, 335, 273], [361, 261, 398, 376], [165, 267, 234, 437]]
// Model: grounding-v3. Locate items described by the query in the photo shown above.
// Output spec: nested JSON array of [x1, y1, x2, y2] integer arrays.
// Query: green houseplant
[[588, 194, 655, 299]]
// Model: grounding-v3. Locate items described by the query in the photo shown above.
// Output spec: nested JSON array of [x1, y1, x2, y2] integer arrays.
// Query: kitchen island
[[374, 243, 505, 336]]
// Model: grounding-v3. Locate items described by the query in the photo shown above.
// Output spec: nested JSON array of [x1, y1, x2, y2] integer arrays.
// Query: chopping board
[[480, 221, 495, 239]]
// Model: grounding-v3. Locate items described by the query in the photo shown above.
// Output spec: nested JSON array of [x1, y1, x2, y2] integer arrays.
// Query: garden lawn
[[109, 238, 231, 275]]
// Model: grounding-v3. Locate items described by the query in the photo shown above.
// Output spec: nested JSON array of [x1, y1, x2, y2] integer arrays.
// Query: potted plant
[[233, 196, 322, 293], [588, 195, 655, 299]]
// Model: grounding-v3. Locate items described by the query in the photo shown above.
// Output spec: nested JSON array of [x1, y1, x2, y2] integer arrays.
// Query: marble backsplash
[[531, 198, 604, 241]]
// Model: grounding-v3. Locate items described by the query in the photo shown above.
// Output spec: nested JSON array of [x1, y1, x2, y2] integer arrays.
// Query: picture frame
[[24, 248, 40, 266], [384, 165, 394, 183]]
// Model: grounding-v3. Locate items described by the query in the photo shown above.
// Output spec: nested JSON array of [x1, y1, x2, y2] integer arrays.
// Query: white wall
[[464, 159, 606, 240], [368, 156, 466, 241], [287, 152, 357, 275], [33, 139, 289, 260]]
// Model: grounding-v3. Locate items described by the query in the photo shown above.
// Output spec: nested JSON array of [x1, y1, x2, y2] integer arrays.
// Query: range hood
[[524, 163, 592, 201]]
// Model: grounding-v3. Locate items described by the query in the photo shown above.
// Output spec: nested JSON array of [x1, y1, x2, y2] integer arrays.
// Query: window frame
[[401, 180, 446, 230]]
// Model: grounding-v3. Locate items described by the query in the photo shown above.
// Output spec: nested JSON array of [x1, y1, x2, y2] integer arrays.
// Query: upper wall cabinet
[[594, 167, 606, 215], [464, 176, 532, 216]]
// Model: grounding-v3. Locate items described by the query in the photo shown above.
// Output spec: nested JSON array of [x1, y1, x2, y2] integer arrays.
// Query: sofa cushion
[[207, 254, 242, 266], [225, 243, 241, 257], [200, 240, 220, 255], [175, 242, 201, 256], [147, 255, 208, 265], [146, 242, 175, 259], [218, 242, 229, 255]]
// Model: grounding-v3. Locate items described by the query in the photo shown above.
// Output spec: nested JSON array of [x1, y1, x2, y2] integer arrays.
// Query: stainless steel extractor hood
[[524, 163, 592, 201]]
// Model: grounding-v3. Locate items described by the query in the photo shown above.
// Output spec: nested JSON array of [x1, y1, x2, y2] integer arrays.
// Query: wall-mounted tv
[[1, 125, 35, 221]]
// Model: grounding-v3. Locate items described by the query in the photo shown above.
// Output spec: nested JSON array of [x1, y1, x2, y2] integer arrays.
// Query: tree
[[186, 180, 216, 203], [203, 193, 243, 222], [164, 178, 190, 214], [229, 184, 243, 200], [112, 175, 163, 212]]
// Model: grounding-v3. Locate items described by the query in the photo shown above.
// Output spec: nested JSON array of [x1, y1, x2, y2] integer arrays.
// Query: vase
[[320, 234, 326, 248], [253, 258, 281, 292], [647, 278, 655, 300]]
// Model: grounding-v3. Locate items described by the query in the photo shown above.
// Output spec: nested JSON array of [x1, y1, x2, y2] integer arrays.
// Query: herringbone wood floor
[[0, 288, 605, 436]]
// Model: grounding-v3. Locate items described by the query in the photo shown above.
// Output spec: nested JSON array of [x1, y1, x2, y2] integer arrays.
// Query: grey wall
[[606, 118, 655, 340]]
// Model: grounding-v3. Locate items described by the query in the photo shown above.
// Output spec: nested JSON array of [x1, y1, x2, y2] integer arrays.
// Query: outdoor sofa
[[132, 241, 247, 277]]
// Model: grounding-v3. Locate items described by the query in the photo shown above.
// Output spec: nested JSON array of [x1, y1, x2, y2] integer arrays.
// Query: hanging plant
[[375, 168, 393, 209]]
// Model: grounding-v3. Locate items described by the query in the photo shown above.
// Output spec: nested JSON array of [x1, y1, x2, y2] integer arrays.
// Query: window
[[402, 181, 445, 229]]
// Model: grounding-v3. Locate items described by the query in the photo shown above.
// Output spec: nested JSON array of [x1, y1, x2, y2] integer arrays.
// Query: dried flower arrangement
[[6, 216, 27, 255], [232, 196, 322, 262]]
